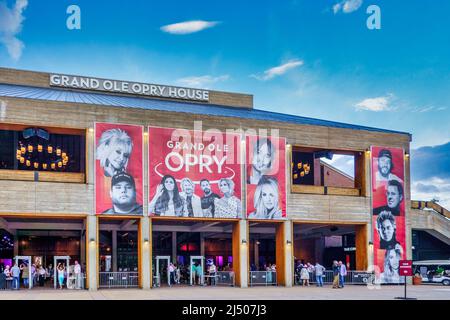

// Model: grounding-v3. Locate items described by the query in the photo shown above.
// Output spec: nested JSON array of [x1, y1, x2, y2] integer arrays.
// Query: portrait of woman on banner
[[149, 174, 185, 216], [214, 178, 242, 218], [380, 246, 404, 284], [96, 128, 133, 177], [95, 123, 143, 215], [248, 176, 282, 219], [247, 137, 277, 185]]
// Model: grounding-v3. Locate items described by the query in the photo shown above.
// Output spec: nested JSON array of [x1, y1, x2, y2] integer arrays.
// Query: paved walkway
[[1, 285, 449, 300]]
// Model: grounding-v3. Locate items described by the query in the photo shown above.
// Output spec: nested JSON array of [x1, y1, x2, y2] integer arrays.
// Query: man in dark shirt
[[200, 179, 220, 218], [373, 180, 404, 216], [102, 173, 143, 215]]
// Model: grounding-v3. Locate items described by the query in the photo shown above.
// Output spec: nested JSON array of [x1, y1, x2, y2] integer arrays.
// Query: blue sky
[[0, 0, 449, 206]]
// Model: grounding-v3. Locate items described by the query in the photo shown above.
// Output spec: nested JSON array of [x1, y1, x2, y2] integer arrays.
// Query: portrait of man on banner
[[148, 126, 241, 219], [246, 135, 286, 220], [95, 123, 143, 215], [371, 146, 406, 284]]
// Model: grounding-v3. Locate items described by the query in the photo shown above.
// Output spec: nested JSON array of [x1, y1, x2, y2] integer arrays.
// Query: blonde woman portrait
[[96, 128, 133, 177], [214, 178, 241, 218], [248, 176, 282, 219]]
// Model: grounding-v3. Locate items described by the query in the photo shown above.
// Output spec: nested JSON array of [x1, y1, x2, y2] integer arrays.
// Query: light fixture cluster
[[292, 161, 311, 179], [16, 128, 69, 170]]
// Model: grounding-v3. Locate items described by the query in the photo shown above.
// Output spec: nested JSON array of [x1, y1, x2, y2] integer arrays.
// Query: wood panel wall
[[355, 224, 368, 270], [275, 223, 286, 285], [232, 221, 241, 286]]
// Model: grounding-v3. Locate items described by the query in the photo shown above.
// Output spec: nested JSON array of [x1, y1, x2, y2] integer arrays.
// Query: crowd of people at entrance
[[0, 260, 85, 290], [294, 260, 347, 288], [155, 261, 233, 287]]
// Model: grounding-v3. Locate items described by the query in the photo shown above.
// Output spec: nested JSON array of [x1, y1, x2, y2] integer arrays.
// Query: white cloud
[[176, 75, 229, 88], [0, 0, 28, 61], [160, 20, 220, 35], [322, 154, 355, 178], [354, 95, 392, 111], [251, 59, 304, 81], [333, 3, 342, 14], [333, 0, 363, 14], [411, 177, 450, 210]]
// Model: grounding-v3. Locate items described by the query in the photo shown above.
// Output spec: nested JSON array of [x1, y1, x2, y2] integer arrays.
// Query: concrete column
[[232, 220, 248, 288], [80, 232, 86, 265], [87, 215, 98, 291], [171, 231, 177, 263], [13, 234, 19, 256], [284, 221, 293, 287], [254, 240, 259, 269], [314, 237, 324, 264], [200, 232, 205, 257], [355, 224, 369, 270], [141, 216, 151, 289], [112, 230, 117, 272]]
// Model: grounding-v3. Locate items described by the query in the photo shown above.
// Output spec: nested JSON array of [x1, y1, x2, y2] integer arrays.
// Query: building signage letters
[[49, 74, 209, 102]]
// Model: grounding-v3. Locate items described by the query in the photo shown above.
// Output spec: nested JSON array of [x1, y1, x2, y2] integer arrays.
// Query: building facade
[[0, 67, 414, 290]]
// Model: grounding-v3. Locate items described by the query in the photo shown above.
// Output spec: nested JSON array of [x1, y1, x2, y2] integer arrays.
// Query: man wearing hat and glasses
[[103, 173, 143, 215], [375, 149, 402, 183]]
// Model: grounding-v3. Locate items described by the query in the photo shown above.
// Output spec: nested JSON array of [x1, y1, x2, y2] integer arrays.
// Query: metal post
[[404, 276, 407, 299]]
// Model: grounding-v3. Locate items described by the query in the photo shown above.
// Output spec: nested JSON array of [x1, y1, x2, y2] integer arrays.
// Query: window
[[291, 147, 365, 196], [0, 126, 85, 173]]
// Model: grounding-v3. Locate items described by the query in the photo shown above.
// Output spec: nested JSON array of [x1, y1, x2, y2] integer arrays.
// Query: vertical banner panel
[[148, 126, 242, 218], [246, 135, 287, 219], [371, 146, 405, 283], [95, 123, 143, 215]]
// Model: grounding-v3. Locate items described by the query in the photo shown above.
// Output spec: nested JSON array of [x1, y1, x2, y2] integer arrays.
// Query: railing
[[215, 271, 235, 287], [294, 270, 374, 285], [412, 200, 450, 219], [99, 272, 139, 288], [249, 271, 277, 286]]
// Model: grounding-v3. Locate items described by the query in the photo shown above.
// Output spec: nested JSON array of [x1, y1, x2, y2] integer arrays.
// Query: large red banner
[[95, 123, 143, 215], [246, 135, 287, 219], [371, 146, 405, 284], [148, 126, 242, 218]]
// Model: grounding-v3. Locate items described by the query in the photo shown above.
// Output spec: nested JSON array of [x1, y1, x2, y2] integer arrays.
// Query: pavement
[[1, 284, 449, 300]]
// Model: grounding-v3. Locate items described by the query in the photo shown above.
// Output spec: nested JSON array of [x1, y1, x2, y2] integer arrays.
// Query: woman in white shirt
[[214, 178, 241, 218]]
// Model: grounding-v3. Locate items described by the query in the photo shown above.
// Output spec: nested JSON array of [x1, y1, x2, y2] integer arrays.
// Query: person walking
[[314, 262, 325, 287], [332, 261, 340, 289], [38, 265, 46, 287], [300, 264, 310, 286], [175, 264, 181, 284], [21, 263, 29, 288], [191, 262, 197, 285], [57, 263, 65, 289], [195, 262, 204, 286], [168, 263, 175, 286], [208, 261, 217, 286], [266, 264, 273, 285], [31, 264, 37, 287], [339, 261, 347, 288], [11, 263, 20, 290], [0, 266, 6, 290], [74, 260, 82, 289]]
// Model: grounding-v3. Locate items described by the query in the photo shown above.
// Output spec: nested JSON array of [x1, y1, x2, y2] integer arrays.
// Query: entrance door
[[14, 256, 32, 289], [190, 256, 205, 286], [54, 256, 71, 289], [155, 255, 171, 287]]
